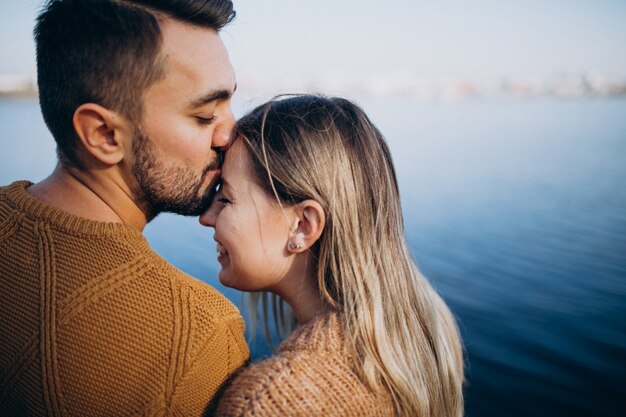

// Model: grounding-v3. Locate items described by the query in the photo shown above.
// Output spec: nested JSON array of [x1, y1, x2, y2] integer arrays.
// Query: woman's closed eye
[[214, 185, 232, 205], [214, 181, 234, 205], [217, 196, 232, 204]]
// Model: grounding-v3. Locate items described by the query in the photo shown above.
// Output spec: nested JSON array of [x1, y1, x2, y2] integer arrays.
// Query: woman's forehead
[[222, 140, 252, 186]]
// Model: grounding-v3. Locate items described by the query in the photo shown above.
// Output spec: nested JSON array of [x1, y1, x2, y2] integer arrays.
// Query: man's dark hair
[[34, 0, 235, 166]]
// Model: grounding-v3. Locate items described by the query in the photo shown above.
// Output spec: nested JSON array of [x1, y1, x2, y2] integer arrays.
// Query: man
[[0, 0, 249, 415]]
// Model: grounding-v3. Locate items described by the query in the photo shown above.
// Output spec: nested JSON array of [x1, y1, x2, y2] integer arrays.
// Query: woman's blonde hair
[[236, 95, 464, 417]]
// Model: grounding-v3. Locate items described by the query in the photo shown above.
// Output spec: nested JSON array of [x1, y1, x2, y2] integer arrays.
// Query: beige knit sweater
[[0, 181, 250, 416], [215, 311, 395, 417]]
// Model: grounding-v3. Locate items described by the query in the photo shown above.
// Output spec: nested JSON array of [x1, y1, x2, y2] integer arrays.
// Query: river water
[[1, 96, 624, 417]]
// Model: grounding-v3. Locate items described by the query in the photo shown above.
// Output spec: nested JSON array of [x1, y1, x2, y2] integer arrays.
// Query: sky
[[1, 0, 626, 83]]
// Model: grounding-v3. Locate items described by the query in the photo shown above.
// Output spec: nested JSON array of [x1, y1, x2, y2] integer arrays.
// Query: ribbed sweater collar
[[2, 181, 144, 238]]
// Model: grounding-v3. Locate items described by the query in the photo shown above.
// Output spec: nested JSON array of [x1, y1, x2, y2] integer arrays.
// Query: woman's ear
[[72, 103, 132, 166], [287, 200, 326, 254]]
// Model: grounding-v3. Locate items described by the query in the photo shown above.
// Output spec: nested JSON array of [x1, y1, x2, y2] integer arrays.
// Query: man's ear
[[72, 103, 132, 166], [287, 200, 326, 253]]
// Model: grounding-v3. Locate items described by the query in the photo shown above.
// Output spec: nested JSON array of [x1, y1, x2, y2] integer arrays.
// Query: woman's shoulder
[[215, 312, 394, 417]]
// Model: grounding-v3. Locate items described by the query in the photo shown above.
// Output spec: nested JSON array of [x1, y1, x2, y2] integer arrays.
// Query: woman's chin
[[219, 272, 257, 293], [218, 269, 243, 291], [218, 270, 233, 288]]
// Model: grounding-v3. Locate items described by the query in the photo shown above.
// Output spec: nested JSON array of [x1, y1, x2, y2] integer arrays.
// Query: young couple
[[0, 1, 463, 416]]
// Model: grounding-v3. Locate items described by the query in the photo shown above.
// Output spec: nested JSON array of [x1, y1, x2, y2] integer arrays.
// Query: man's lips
[[204, 167, 221, 178], [199, 169, 221, 197]]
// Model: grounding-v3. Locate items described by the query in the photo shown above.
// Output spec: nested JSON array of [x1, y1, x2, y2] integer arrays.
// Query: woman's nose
[[199, 200, 219, 227]]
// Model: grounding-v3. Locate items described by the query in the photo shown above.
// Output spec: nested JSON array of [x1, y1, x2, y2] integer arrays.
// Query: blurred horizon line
[[2, 70, 626, 101]]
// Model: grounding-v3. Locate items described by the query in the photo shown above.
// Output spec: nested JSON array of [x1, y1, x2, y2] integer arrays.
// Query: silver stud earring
[[289, 242, 304, 250]]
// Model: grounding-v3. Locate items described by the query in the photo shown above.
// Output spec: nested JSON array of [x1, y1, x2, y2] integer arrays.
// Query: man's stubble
[[131, 128, 220, 219]]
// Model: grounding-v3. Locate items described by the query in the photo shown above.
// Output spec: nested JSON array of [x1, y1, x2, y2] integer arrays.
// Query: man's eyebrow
[[189, 84, 237, 108]]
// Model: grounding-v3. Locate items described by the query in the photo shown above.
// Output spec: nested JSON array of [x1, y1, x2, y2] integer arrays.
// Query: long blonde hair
[[236, 95, 464, 417]]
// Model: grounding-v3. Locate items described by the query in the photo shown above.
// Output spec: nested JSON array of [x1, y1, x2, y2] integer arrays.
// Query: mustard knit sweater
[[215, 312, 395, 417], [0, 181, 249, 416]]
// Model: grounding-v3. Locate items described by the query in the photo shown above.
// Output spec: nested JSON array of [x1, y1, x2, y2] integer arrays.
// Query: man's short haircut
[[34, 0, 235, 166]]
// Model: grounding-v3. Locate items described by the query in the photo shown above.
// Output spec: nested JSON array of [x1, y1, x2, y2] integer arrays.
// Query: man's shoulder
[[57, 248, 247, 361], [0, 182, 11, 196], [131, 255, 250, 376], [0, 180, 30, 205], [138, 251, 239, 314], [141, 254, 246, 337], [0, 180, 28, 190]]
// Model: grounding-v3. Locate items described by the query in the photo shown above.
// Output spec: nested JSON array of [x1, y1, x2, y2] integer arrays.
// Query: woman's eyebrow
[[220, 177, 233, 191]]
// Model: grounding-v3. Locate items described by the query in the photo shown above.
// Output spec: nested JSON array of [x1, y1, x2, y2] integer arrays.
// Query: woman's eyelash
[[217, 197, 231, 204]]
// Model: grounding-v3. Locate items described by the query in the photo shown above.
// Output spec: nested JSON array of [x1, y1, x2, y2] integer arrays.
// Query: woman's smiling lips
[[215, 240, 228, 263]]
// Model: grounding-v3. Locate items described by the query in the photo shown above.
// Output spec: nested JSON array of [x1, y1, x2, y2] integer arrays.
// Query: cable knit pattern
[[0, 181, 250, 416], [215, 311, 395, 417]]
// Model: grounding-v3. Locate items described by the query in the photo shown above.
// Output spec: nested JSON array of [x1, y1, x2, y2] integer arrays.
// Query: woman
[[200, 95, 464, 417]]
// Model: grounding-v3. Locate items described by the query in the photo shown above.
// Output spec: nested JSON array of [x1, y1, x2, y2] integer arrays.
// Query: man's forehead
[[154, 20, 235, 101], [159, 19, 233, 75]]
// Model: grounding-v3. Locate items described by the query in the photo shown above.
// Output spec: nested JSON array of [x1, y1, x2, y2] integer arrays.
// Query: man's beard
[[131, 129, 220, 218]]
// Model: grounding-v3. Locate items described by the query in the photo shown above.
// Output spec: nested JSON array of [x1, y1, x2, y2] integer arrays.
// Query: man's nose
[[212, 107, 235, 149]]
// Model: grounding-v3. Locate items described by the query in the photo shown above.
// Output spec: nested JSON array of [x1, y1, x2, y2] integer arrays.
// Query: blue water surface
[[1, 97, 625, 417]]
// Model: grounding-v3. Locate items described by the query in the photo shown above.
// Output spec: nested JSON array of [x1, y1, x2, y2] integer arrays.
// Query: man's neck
[[27, 163, 148, 231]]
